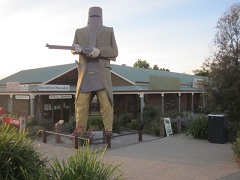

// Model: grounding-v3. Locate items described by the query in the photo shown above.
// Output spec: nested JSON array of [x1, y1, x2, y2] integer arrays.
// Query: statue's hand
[[88, 47, 100, 58], [72, 44, 82, 54]]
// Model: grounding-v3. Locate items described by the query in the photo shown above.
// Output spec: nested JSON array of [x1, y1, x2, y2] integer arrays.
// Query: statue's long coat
[[73, 26, 118, 106]]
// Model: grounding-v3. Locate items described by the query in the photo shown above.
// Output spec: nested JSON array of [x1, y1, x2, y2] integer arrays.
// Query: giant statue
[[71, 6, 118, 137]]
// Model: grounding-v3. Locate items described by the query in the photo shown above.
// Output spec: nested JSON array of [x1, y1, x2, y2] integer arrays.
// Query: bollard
[[138, 130, 142, 141], [1, 114, 7, 126], [74, 136, 78, 149], [160, 118, 165, 138], [177, 116, 181, 133], [107, 136, 111, 148], [55, 123, 61, 143], [42, 130, 47, 143], [0, 116, 3, 126], [20, 117, 26, 133], [55, 120, 64, 143]]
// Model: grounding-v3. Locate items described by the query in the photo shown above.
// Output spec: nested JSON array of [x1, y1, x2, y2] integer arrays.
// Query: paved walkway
[[36, 133, 240, 180]]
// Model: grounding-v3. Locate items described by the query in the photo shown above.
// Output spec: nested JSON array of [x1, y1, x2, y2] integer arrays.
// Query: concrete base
[[89, 131, 104, 144]]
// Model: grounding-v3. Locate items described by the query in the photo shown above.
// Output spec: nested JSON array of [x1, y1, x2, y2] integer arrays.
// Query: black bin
[[208, 114, 228, 144]]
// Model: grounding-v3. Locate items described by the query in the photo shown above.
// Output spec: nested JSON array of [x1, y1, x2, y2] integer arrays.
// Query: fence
[[41, 128, 143, 149], [159, 116, 194, 137]]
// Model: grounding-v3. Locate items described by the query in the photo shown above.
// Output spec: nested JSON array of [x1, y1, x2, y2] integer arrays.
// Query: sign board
[[49, 95, 72, 99], [163, 118, 173, 137], [38, 85, 70, 91], [15, 95, 30, 100], [58, 120, 64, 124], [4, 117, 20, 126], [149, 76, 180, 90], [7, 82, 19, 91]]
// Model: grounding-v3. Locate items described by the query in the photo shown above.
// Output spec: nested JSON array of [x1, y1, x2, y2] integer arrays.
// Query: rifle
[[46, 43, 93, 55]]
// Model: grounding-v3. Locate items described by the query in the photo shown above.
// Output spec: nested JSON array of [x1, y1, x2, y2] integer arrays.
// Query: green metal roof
[[111, 64, 207, 85], [0, 63, 207, 92], [0, 63, 76, 85]]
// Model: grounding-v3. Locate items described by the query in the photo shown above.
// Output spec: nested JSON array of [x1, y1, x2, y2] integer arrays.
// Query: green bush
[[25, 117, 54, 137], [38, 120, 55, 131], [0, 125, 124, 179], [118, 113, 133, 127], [113, 115, 122, 133], [186, 115, 208, 139], [143, 120, 160, 136], [64, 115, 122, 134], [64, 115, 76, 133], [163, 110, 182, 118], [0, 125, 50, 180], [142, 104, 160, 121], [26, 116, 38, 127], [141, 104, 161, 135], [27, 125, 43, 138], [232, 132, 240, 163], [88, 116, 104, 131], [126, 119, 141, 130], [228, 121, 240, 142], [51, 146, 123, 180]]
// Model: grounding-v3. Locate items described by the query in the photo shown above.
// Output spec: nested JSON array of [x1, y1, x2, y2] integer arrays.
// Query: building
[[0, 63, 207, 122]]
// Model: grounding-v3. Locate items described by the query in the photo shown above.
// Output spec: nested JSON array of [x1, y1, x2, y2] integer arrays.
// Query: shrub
[[126, 119, 141, 130], [163, 110, 182, 118], [38, 120, 54, 131], [113, 115, 122, 133], [88, 116, 104, 131], [142, 104, 160, 121], [27, 125, 43, 138], [64, 115, 76, 133], [25, 117, 54, 137], [228, 121, 240, 142], [64, 115, 122, 134], [118, 113, 133, 127], [232, 132, 240, 163], [26, 116, 38, 127], [1, 125, 124, 179], [143, 120, 160, 136], [141, 104, 161, 135], [186, 115, 208, 139], [0, 125, 50, 179], [51, 145, 123, 180]]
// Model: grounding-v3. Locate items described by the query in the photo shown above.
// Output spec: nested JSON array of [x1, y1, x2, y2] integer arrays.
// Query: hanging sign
[[49, 95, 72, 99], [163, 118, 173, 137], [15, 95, 30, 100]]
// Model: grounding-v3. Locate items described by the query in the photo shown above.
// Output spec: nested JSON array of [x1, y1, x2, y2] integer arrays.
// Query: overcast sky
[[0, 0, 238, 79]]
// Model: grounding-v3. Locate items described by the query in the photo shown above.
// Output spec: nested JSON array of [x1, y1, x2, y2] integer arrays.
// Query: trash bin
[[208, 114, 228, 144]]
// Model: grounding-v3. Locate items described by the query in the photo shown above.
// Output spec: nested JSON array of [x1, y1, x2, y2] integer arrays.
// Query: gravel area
[[35, 133, 240, 180]]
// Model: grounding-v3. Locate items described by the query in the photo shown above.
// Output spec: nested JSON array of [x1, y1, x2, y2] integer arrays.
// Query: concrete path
[[36, 133, 240, 180]]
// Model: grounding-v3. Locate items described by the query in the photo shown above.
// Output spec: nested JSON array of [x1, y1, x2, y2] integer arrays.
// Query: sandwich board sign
[[163, 118, 173, 137]]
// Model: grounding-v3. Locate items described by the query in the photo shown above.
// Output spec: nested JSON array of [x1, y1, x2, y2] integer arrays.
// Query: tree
[[192, 67, 210, 76], [133, 59, 170, 71], [133, 59, 150, 69], [205, 3, 240, 120], [159, 68, 170, 72], [153, 64, 159, 70]]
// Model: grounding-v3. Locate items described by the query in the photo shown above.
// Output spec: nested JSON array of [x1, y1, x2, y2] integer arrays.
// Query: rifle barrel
[[46, 44, 74, 50]]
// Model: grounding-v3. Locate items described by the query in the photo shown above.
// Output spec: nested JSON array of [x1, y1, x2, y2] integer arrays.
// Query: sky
[[0, 0, 238, 80]]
